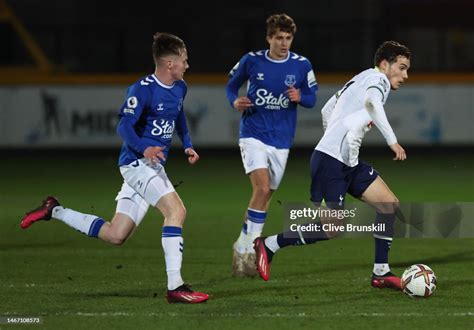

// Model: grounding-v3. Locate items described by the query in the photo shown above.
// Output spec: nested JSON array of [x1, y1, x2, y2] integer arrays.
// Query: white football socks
[[373, 263, 391, 276], [264, 235, 280, 253], [246, 208, 267, 237], [52, 206, 101, 236], [162, 235, 184, 290], [247, 222, 264, 236], [235, 229, 261, 254], [235, 208, 268, 253]]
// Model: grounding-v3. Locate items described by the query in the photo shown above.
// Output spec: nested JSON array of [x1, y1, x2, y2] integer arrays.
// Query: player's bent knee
[[102, 225, 131, 246], [254, 185, 272, 199], [392, 197, 400, 212], [108, 236, 126, 245], [107, 231, 130, 245], [384, 197, 400, 214], [157, 194, 187, 226], [173, 204, 186, 223], [393, 196, 400, 206]]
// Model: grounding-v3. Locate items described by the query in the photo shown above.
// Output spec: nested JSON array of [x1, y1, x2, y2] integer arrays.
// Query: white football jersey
[[316, 68, 397, 166]]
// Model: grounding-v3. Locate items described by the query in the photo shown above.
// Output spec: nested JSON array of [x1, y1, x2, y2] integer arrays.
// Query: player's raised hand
[[287, 86, 301, 103], [233, 96, 254, 112], [389, 143, 406, 161], [144, 146, 166, 164], [185, 148, 199, 165]]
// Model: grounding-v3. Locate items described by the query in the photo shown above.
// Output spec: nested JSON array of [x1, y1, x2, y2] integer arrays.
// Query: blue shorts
[[310, 150, 378, 208]]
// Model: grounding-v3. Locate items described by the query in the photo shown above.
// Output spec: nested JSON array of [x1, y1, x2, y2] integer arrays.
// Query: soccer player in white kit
[[254, 41, 411, 290], [20, 33, 209, 303]]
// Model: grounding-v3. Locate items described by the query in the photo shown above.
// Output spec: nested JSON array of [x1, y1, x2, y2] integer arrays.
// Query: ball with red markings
[[401, 264, 437, 298]]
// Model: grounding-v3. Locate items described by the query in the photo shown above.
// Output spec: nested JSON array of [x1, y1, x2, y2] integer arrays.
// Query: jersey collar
[[265, 50, 290, 63], [152, 74, 175, 89]]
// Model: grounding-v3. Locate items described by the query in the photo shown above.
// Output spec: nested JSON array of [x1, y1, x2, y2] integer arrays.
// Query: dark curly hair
[[374, 41, 411, 67], [266, 14, 296, 37]]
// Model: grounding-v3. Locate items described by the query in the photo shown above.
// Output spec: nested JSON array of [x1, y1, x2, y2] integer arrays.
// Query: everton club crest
[[284, 75, 296, 87]]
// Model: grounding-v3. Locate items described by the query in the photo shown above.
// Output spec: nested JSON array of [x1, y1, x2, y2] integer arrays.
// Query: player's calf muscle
[[98, 220, 134, 245]]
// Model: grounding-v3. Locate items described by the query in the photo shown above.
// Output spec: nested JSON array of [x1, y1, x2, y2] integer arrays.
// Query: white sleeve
[[321, 94, 337, 131], [364, 88, 397, 145]]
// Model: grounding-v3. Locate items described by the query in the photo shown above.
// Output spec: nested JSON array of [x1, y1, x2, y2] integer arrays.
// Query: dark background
[[3, 0, 474, 73]]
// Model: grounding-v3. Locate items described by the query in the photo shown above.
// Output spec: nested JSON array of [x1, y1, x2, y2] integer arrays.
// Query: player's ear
[[379, 59, 389, 72]]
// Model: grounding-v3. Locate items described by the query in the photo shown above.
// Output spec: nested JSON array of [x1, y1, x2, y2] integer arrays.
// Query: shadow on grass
[[0, 241, 72, 250], [390, 251, 474, 268], [273, 250, 474, 279]]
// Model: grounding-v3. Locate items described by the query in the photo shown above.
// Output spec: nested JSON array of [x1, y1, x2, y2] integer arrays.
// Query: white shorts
[[115, 158, 175, 226], [239, 137, 289, 190]]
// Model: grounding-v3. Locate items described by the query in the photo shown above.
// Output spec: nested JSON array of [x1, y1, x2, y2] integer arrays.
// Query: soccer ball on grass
[[401, 264, 437, 298]]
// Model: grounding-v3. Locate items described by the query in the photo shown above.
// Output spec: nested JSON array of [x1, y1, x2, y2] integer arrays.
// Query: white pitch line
[[2, 311, 473, 318]]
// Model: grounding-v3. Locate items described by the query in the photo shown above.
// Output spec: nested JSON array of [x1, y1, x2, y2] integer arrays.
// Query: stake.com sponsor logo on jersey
[[151, 119, 175, 139], [255, 88, 289, 110]]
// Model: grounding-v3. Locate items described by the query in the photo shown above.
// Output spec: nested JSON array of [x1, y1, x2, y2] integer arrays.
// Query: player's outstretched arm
[[185, 148, 199, 165]]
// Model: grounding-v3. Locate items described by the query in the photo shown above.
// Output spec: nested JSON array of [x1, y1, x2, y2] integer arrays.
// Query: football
[[401, 264, 437, 298]]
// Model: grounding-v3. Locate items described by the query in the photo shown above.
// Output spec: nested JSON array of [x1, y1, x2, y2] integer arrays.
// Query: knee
[[392, 196, 400, 211], [383, 196, 400, 214], [169, 204, 186, 226], [176, 204, 187, 222], [108, 232, 128, 245], [254, 185, 272, 200], [374, 195, 400, 214]]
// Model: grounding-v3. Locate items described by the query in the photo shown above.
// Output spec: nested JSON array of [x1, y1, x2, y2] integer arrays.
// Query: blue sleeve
[[175, 109, 193, 150], [299, 62, 318, 108], [116, 84, 150, 154], [299, 88, 317, 108], [117, 116, 148, 154], [226, 54, 250, 108]]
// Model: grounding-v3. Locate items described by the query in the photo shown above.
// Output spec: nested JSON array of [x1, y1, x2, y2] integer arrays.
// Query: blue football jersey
[[117, 74, 192, 167], [226, 50, 318, 148]]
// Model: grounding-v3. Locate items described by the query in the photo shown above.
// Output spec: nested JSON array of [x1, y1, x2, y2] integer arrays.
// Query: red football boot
[[371, 272, 402, 290], [254, 237, 273, 281], [20, 196, 60, 229], [166, 284, 209, 304]]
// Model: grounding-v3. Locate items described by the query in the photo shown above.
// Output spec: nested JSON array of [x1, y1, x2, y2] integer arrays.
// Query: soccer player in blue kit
[[254, 41, 411, 291], [20, 33, 209, 304], [226, 14, 318, 277]]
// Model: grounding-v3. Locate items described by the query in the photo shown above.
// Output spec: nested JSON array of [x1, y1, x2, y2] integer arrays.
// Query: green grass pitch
[[1, 149, 473, 329]]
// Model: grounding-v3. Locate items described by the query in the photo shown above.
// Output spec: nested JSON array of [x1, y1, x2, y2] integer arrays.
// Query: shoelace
[[172, 284, 193, 292]]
